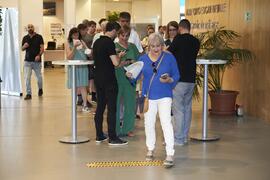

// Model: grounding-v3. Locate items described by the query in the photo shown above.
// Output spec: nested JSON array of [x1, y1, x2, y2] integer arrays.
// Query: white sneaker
[[145, 150, 154, 161], [163, 156, 174, 168], [82, 106, 90, 112]]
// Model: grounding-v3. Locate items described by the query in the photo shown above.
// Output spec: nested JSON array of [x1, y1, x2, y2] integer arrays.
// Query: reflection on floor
[[0, 68, 270, 180]]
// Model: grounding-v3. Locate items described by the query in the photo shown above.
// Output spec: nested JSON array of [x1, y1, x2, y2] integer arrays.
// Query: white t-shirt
[[91, 32, 105, 48]]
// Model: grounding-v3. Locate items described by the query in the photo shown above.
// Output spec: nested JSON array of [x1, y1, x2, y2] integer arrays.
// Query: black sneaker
[[24, 94, 32, 100], [38, 89, 43, 96], [96, 135, 108, 143], [92, 96, 97, 103], [108, 137, 128, 146], [77, 95, 83, 106], [91, 92, 97, 102]]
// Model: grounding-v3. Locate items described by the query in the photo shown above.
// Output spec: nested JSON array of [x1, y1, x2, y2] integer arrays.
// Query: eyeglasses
[[152, 62, 157, 73]]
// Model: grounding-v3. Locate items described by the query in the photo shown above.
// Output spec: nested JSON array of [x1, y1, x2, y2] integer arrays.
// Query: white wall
[[132, 0, 161, 24], [19, 0, 43, 69], [1, 0, 180, 55], [89, 0, 162, 23], [1, 0, 43, 71], [0, 0, 18, 7], [91, 0, 106, 23], [19, 0, 43, 35], [161, 0, 180, 25], [105, 1, 132, 14], [76, 0, 91, 24], [43, 0, 64, 47], [89, 0, 161, 27]]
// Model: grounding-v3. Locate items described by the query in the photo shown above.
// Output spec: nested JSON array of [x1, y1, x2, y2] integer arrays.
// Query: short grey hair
[[148, 33, 165, 47]]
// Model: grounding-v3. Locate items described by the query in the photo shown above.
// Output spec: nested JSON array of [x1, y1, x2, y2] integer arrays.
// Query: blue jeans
[[24, 61, 43, 95], [172, 82, 195, 143]]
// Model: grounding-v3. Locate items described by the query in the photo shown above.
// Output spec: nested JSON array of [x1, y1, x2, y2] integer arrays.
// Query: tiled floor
[[0, 68, 269, 180]]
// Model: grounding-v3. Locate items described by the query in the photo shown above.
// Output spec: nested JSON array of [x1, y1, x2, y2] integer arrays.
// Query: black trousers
[[94, 81, 118, 140]]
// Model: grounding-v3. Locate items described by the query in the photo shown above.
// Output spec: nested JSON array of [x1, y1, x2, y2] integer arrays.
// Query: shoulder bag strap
[[146, 52, 165, 98]]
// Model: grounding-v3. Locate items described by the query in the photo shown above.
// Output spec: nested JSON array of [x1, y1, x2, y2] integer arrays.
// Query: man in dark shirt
[[84, 20, 97, 103], [93, 22, 128, 145], [21, 24, 44, 100], [168, 19, 200, 145]]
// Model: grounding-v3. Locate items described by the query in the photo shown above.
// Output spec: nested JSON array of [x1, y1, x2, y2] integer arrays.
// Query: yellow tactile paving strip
[[86, 160, 163, 168]]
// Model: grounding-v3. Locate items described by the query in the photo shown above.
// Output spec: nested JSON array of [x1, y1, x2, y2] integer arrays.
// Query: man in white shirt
[[116, 12, 143, 53], [91, 18, 108, 48]]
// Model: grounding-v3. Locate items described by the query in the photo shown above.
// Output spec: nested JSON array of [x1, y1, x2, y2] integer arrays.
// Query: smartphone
[[126, 58, 132, 65], [161, 73, 169, 79]]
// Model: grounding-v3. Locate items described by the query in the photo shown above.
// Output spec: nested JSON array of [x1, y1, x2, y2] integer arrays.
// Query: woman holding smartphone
[[66, 27, 90, 112], [127, 33, 180, 168], [115, 25, 140, 137]]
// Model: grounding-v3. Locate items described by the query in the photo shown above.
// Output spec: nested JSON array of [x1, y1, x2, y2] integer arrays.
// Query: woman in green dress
[[115, 25, 140, 137]]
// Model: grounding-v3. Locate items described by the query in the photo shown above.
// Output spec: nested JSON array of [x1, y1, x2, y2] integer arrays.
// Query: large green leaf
[[195, 27, 253, 96]]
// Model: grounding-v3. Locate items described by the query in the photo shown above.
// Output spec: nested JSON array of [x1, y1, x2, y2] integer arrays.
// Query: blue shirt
[[138, 52, 180, 100]]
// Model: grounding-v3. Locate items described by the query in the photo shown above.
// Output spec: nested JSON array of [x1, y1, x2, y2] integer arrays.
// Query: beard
[[28, 30, 34, 34]]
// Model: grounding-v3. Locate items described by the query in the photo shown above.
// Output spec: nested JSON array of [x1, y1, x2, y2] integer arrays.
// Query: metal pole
[[202, 64, 208, 138], [72, 65, 77, 141], [57, 61, 89, 144], [0, 78, 2, 109], [191, 62, 219, 141]]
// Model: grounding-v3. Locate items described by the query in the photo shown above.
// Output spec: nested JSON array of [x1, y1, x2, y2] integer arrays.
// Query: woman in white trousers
[[128, 33, 180, 168]]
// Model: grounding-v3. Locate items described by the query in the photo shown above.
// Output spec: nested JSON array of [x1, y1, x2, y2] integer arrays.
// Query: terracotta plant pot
[[209, 90, 239, 115]]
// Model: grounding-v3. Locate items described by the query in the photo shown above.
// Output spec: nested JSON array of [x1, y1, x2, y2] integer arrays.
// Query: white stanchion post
[[191, 59, 227, 141], [0, 78, 2, 108], [71, 65, 77, 141], [53, 60, 92, 144]]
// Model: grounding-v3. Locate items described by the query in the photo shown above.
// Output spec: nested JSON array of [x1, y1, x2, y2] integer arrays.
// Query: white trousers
[[144, 97, 175, 156]]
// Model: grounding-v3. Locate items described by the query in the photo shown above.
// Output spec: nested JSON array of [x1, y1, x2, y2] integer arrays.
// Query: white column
[[89, 0, 92, 20], [161, 0, 180, 25], [76, 0, 92, 23], [19, 0, 43, 72], [64, 0, 76, 36]]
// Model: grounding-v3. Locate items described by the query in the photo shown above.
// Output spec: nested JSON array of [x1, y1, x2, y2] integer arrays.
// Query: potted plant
[[195, 27, 253, 115], [107, 11, 120, 22]]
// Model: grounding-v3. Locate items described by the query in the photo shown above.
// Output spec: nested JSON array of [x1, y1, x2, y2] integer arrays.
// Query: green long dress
[[115, 42, 140, 136]]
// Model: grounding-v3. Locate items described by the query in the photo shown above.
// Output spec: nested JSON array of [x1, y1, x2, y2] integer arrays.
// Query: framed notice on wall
[[43, 2, 56, 16], [50, 23, 62, 36]]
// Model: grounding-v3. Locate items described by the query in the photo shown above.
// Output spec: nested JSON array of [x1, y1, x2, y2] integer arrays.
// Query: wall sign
[[186, 0, 229, 33], [186, 3, 227, 16], [50, 23, 62, 36]]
